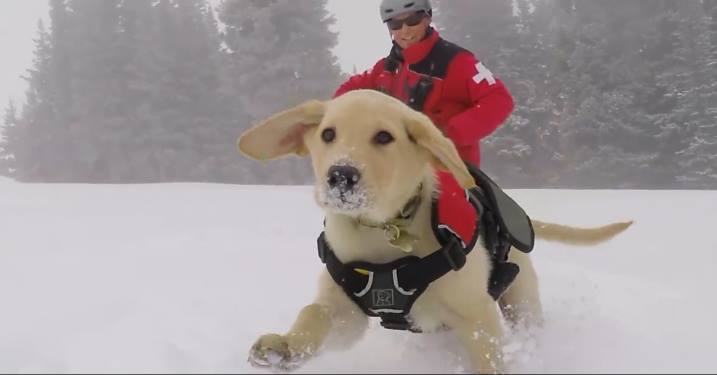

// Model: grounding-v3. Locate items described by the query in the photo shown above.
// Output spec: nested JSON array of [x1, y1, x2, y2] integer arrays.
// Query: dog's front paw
[[248, 333, 307, 371]]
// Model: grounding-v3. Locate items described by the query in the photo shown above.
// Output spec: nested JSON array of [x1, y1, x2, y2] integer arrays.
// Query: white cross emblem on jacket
[[473, 62, 496, 86]]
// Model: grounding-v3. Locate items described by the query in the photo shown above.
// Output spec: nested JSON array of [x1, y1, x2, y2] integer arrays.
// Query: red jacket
[[334, 29, 514, 167]]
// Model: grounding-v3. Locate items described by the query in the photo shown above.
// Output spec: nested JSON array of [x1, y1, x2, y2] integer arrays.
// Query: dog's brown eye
[[321, 128, 336, 143], [374, 131, 394, 145]]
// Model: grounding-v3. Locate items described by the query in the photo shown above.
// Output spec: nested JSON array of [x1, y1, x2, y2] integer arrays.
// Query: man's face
[[387, 11, 430, 49]]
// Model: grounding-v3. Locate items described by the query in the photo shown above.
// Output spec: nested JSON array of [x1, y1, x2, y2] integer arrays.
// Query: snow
[[1, 180, 716, 373]]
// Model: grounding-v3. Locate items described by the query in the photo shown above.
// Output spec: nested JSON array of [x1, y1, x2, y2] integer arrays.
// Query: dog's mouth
[[316, 183, 373, 214]]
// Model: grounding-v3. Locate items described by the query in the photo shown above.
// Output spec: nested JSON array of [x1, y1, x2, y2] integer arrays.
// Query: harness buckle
[[379, 315, 418, 332], [380, 319, 413, 331], [440, 230, 467, 271]]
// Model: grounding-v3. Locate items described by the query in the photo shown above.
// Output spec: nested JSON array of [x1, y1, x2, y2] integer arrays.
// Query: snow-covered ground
[[1, 178, 716, 373]]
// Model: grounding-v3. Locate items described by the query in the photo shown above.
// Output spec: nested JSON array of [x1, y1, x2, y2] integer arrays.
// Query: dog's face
[[237, 90, 476, 221], [303, 93, 439, 219]]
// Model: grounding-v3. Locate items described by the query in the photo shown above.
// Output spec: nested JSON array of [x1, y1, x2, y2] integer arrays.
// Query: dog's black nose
[[327, 165, 361, 192]]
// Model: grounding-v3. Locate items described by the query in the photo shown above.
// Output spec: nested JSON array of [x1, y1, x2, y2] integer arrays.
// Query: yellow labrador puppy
[[238, 89, 631, 373]]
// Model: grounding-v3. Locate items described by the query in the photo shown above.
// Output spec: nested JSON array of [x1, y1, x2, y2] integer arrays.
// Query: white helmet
[[379, 0, 432, 22]]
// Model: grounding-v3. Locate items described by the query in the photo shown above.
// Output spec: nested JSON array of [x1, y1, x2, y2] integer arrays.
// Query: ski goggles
[[386, 11, 427, 31]]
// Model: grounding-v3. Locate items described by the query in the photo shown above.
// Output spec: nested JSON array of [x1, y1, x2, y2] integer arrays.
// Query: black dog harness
[[318, 216, 474, 332], [317, 165, 535, 332]]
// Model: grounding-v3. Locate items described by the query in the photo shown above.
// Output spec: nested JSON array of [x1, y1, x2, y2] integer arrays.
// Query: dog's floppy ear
[[237, 100, 325, 160], [403, 111, 477, 189]]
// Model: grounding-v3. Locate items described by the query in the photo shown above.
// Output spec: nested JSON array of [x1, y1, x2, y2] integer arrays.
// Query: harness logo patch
[[473, 62, 496, 86], [372, 289, 394, 307]]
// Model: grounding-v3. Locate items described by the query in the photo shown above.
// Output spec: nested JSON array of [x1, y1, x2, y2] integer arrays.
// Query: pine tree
[[674, 0, 717, 186], [9, 16, 62, 182], [220, 0, 341, 119], [633, 1, 707, 188], [490, 0, 567, 187], [59, 0, 124, 181], [107, 0, 161, 182], [166, 0, 247, 183], [4, 0, 117, 182], [0, 102, 18, 177], [219, 0, 342, 184], [433, 0, 518, 69], [7, 0, 243, 183], [128, 0, 228, 182], [548, 1, 647, 187]]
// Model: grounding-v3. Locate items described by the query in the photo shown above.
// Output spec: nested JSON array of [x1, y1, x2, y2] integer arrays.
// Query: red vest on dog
[[433, 170, 478, 247]]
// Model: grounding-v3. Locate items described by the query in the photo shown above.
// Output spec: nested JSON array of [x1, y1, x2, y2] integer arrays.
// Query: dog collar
[[356, 184, 423, 253]]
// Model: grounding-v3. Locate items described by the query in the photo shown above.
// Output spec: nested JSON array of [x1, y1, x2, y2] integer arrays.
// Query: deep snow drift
[[1, 178, 715, 373]]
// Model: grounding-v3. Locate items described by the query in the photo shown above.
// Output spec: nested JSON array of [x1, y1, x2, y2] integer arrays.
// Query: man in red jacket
[[334, 0, 514, 167]]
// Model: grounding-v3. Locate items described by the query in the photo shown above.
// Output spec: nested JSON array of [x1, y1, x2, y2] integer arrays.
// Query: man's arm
[[333, 59, 386, 98], [442, 53, 514, 146]]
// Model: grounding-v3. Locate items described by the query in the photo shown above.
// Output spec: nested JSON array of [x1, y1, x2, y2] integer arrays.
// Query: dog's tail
[[531, 220, 633, 246]]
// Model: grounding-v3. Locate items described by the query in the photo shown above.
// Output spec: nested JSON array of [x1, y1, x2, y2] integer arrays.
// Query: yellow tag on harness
[[353, 268, 370, 276]]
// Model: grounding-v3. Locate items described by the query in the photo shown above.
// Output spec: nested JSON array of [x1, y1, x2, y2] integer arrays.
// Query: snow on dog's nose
[[318, 163, 371, 213]]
